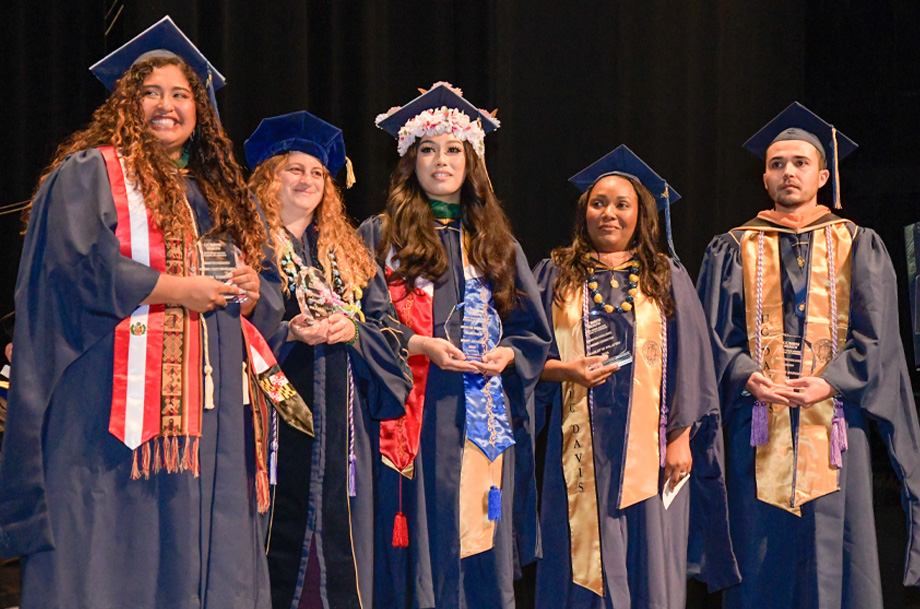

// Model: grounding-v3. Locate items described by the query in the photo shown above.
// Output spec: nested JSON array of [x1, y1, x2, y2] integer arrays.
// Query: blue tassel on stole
[[488, 485, 502, 521]]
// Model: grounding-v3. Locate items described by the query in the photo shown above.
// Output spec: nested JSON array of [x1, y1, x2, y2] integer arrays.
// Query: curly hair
[[249, 153, 376, 296], [30, 55, 265, 269], [551, 175, 674, 317], [376, 140, 519, 317]]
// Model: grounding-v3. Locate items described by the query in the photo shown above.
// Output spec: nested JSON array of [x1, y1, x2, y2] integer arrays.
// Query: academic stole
[[380, 247, 434, 547], [552, 271, 663, 596], [102, 147, 203, 479], [102, 147, 286, 513], [457, 230, 513, 559], [740, 222, 852, 514]]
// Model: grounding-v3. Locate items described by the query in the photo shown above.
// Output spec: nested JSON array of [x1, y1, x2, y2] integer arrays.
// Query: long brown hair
[[552, 175, 674, 317], [376, 140, 519, 317], [30, 55, 265, 269], [249, 153, 376, 295]]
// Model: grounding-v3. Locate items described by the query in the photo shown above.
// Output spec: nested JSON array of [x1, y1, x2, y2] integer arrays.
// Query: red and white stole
[[102, 147, 203, 479]]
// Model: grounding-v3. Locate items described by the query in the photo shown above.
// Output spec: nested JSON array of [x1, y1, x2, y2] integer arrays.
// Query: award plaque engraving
[[573, 310, 634, 369], [198, 234, 240, 302], [444, 300, 503, 362]]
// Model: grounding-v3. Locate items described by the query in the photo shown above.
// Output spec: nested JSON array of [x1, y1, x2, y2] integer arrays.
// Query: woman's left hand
[[326, 313, 357, 345], [473, 346, 515, 377], [663, 426, 692, 491], [229, 265, 261, 317]]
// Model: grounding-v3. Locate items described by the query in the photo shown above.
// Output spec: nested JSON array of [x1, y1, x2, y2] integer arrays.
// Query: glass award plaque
[[199, 234, 240, 302], [294, 266, 350, 325], [782, 334, 824, 379], [444, 300, 503, 362], [573, 310, 633, 369]]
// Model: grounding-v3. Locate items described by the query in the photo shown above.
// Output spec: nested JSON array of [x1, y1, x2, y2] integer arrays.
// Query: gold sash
[[551, 270, 663, 596], [740, 223, 853, 513], [620, 286, 663, 509], [553, 288, 604, 595]]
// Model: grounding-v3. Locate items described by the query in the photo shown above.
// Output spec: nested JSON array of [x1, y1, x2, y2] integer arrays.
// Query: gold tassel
[[832, 127, 841, 209], [345, 156, 357, 189]]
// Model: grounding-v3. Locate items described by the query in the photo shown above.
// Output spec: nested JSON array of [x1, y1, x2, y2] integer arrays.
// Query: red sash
[[102, 147, 204, 451]]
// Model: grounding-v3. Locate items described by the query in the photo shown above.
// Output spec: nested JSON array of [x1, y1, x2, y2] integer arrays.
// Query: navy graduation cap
[[569, 145, 682, 259], [245, 111, 354, 187], [743, 101, 857, 208], [89, 16, 225, 113], [375, 82, 500, 139]]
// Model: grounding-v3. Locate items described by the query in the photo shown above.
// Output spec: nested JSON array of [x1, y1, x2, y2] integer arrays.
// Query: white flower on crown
[[374, 82, 500, 159]]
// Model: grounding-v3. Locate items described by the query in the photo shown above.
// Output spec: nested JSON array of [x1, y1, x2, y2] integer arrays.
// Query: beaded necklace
[[586, 258, 640, 313]]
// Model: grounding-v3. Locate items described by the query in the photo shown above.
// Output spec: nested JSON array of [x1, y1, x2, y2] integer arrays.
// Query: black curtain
[[1, 2, 918, 607]]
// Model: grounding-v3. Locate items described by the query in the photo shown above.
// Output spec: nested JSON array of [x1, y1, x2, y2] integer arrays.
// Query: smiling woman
[[245, 110, 411, 609], [532, 145, 739, 609], [414, 133, 467, 203], [140, 63, 197, 159], [360, 82, 552, 609], [0, 16, 284, 609]]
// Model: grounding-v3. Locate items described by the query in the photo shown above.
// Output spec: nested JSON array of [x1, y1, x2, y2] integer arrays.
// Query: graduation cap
[[743, 101, 857, 208], [569, 144, 682, 260], [245, 111, 355, 187], [375, 82, 499, 157], [89, 16, 225, 115]]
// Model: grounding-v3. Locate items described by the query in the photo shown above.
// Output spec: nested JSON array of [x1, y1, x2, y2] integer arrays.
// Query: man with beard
[[697, 102, 920, 609]]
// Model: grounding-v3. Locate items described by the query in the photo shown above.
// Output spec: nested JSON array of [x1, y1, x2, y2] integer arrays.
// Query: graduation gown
[[0, 149, 285, 609], [697, 214, 920, 609], [359, 214, 552, 609], [532, 258, 739, 609], [262, 225, 411, 609]]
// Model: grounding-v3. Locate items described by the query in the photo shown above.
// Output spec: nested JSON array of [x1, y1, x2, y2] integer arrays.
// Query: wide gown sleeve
[[530, 258, 561, 437], [347, 264, 412, 421], [668, 261, 741, 591], [696, 234, 759, 418], [0, 150, 161, 558], [503, 244, 552, 570], [819, 228, 920, 586]]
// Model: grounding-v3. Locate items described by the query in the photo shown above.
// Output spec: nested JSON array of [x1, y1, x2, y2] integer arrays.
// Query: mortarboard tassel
[[206, 69, 221, 124], [345, 156, 356, 189], [662, 184, 680, 263], [831, 127, 841, 209], [488, 485, 502, 521]]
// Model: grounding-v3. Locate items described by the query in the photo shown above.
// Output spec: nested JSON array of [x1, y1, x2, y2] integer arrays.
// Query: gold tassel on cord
[[831, 127, 841, 209], [345, 156, 357, 189]]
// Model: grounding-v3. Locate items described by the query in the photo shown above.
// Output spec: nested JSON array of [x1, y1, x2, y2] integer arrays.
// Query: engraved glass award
[[444, 300, 503, 362], [573, 310, 634, 368], [198, 234, 240, 302], [294, 266, 348, 324]]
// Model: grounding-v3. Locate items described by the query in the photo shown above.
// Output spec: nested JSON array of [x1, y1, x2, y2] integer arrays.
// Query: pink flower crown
[[375, 82, 499, 158]]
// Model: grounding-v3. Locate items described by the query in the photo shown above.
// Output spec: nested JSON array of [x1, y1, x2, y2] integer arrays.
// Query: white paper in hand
[[662, 473, 690, 510]]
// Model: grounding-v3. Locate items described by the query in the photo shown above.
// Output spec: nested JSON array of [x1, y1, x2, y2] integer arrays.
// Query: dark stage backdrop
[[1, 2, 918, 607]]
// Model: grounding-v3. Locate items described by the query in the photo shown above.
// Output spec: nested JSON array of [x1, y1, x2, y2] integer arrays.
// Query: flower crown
[[374, 82, 499, 158]]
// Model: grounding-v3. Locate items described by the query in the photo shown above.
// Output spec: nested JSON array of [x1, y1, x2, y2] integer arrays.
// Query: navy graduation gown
[[0, 149, 285, 609], [532, 258, 739, 609], [359, 214, 552, 609], [697, 215, 920, 609], [263, 225, 410, 609]]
